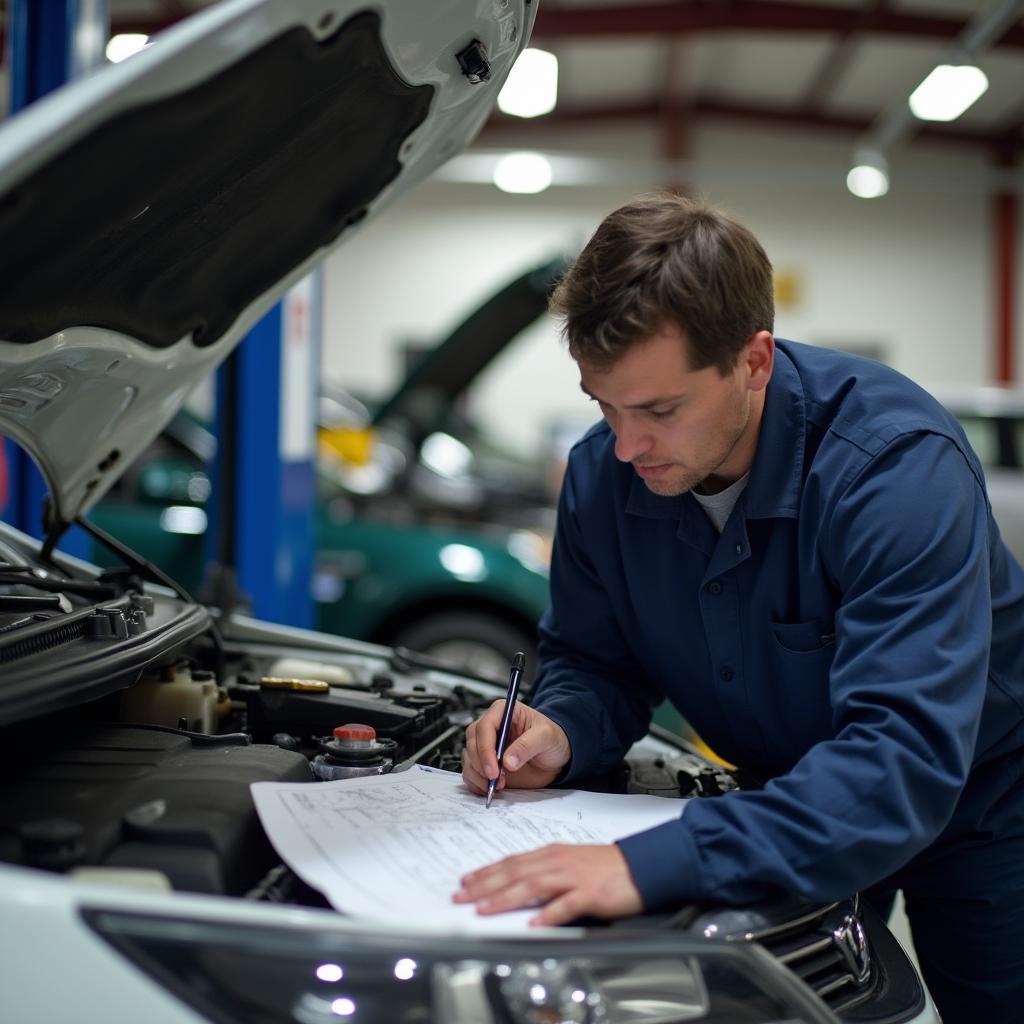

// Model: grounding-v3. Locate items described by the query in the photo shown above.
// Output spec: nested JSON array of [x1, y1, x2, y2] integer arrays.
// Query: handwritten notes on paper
[[251, 765, 687, 934]]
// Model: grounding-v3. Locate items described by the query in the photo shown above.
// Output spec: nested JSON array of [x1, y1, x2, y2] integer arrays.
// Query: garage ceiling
[[2, 1, 1022, 167]]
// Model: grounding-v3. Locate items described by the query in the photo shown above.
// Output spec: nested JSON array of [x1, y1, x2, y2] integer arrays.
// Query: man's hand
[[452, 844, 643, 925], [461, 701, 571, 795]]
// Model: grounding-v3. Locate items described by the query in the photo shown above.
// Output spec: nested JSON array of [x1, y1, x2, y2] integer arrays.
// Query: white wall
[[322, 184, 636, 457], [322, 122, 1022, 458]]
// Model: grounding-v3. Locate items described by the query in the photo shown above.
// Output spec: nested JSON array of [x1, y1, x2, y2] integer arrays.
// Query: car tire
[[391, 612, 536, 683]]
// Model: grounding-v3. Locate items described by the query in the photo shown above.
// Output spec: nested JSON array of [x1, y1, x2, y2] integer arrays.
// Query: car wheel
[[391, 612, 536, 683]]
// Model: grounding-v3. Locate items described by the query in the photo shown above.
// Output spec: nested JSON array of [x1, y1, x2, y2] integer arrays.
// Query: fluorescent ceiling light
[[847, 164, 889, 199], [106, 33, 150, 63], [497, 48, 558, 118], [847, 148, 889, 199], [908, 64, 989, 122], [493, 151, 553, 194]]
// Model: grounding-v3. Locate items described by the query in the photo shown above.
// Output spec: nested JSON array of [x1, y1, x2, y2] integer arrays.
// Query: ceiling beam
[[156, 0, 193, 16], [853, 0, 1024, 169], [482, 96, 1013, 152], [100, 1, 1024, 49], [528, 2, 1024, 48], [798, 0, 889, 114], [992, 105, 1024, 162], [658, 40, 693, 192], [695, 96, 1002, 148], [7, 1, 1023, 56]]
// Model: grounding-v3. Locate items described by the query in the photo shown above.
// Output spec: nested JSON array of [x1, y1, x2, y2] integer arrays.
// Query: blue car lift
[[208, 276, 320, 629]]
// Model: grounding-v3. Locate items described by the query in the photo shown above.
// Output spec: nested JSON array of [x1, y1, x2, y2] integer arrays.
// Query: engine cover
[[0, 725, 311, 895]]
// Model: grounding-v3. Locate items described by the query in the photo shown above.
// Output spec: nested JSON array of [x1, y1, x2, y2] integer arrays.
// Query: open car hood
[[371, 253, 568, 433], [0, 0, 533, 530]]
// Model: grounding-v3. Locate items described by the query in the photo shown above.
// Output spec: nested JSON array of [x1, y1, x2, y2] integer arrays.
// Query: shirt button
[[735, 544, 743, 555], [720, 666, 734, 681], [707, 581, 722, 595]]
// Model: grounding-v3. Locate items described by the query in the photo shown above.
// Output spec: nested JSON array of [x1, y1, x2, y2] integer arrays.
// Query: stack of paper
[[251, 765, 688, 934]]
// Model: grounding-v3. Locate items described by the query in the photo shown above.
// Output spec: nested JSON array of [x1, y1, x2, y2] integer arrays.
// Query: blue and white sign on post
[[276, 272, 321, 624], [280, 274, 319, 464]]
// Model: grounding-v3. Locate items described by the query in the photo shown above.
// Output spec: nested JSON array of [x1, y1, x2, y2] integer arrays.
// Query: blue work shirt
[[531, 339, 1024, 909]]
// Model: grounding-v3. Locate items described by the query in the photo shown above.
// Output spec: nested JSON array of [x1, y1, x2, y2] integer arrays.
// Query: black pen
[[486, 651, 526, 808]]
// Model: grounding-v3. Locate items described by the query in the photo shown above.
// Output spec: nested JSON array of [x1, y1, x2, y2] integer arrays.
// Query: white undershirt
[[691, 471, 750, 533]]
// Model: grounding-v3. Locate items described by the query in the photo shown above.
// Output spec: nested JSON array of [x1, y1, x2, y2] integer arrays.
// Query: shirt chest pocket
[[762, 620, 837, 754], [770, 619, 836, 655]]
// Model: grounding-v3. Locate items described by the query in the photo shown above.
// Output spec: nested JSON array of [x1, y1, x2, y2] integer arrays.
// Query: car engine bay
[[0, 639, 739, 901]]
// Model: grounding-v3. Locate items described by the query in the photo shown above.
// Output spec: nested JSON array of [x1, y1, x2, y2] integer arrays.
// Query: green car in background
[[88, 258, 567, 681]]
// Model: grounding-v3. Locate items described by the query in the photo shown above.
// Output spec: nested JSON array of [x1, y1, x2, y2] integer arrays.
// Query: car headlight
[[85, 910, 839, 1024]]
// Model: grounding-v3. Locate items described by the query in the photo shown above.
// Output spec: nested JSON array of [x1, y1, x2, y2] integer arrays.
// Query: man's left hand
[[452, 843, 643, 925]]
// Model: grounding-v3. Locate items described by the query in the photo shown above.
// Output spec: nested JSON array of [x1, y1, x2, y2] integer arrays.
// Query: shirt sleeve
[[618, 431, 993, 908], [530, 455, 664, 779]]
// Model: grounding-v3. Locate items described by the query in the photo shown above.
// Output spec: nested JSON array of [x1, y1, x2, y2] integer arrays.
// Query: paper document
[[251, 765, 688, 935]]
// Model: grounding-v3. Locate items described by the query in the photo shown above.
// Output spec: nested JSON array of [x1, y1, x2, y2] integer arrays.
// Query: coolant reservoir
[[119, 663, 218, 733], [267, 657, 355, 686]]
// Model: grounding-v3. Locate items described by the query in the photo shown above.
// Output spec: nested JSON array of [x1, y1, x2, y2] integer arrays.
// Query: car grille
[[744, 900, 874, 1014]]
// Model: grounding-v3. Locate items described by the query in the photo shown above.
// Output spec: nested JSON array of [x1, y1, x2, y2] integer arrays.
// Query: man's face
[[578, 324, 772, 497]]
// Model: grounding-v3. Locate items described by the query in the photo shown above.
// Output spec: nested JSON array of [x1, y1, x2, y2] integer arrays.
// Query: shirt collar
[[624, 341, 807, 522], [745, 342, 806, 519]]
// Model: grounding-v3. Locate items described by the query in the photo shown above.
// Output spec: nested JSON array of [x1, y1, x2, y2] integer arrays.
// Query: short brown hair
[[550, 193, 774, 374]]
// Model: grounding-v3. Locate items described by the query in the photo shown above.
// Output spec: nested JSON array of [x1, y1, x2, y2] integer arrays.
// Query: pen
[[486, 651, 526, 808]]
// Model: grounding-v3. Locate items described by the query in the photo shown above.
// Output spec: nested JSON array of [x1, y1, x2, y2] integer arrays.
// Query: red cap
[[333, 723, 376, 741]]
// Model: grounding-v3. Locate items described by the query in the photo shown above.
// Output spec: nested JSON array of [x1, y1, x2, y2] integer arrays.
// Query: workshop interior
[[0, 1, 1021, 1023]]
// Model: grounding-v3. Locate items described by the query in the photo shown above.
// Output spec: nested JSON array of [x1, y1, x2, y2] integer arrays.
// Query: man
[[455, 193, 1024, 1021]]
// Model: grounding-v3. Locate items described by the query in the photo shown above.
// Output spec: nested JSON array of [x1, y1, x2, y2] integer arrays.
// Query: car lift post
[[1, 0, 107, 556], [205, 274, 320, 629]]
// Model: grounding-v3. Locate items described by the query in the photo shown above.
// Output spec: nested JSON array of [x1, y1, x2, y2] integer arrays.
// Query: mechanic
[[455, 193, 1024, 1022]]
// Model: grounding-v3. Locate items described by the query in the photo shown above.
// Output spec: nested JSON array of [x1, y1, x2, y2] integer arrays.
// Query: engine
[[0, 647, 733, 901]]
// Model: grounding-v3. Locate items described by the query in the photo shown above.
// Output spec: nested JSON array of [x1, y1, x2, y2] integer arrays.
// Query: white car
[[0, 2, 937, 1022], [931, 387, 1024, 564]]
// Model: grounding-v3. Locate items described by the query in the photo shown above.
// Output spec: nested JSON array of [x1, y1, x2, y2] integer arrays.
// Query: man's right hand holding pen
[[457, 689, 644, 926], [460, 698, 572, 798]]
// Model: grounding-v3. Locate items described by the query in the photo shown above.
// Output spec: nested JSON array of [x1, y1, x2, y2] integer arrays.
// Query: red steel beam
[[799, 0, 891, 113], [529, 2, 1024, 48], [156, 0, 193, 15], [483, 97, 1010, 152], [7, 1, 1021, 69], [101, 1, 1024, 49], [994, 169, 1019, 383], [659, 41, 693, 194]]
